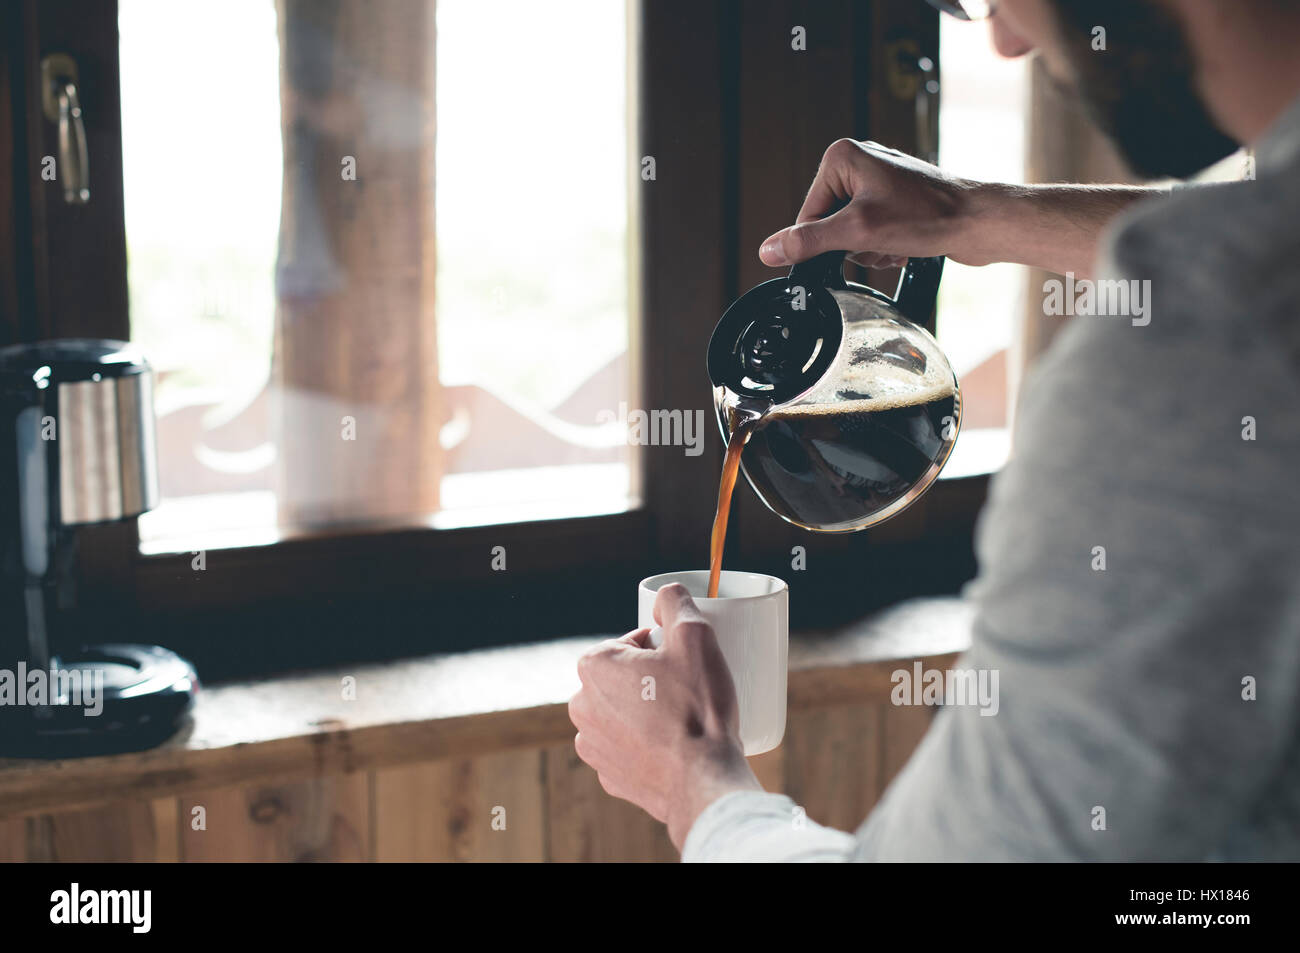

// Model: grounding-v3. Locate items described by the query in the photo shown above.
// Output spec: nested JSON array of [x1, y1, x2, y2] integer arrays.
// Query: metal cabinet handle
[[40, 53, 90, 205]]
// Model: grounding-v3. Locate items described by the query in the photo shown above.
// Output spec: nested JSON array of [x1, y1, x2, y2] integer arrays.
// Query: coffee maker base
[[0, 644, 198, 759]]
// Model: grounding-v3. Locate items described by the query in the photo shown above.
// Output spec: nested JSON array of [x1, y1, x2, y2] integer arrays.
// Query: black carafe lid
[[707, 251, 849, 406]]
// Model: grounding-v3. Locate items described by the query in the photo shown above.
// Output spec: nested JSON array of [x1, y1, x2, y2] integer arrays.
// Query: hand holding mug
[[569, 572, 787, 849]]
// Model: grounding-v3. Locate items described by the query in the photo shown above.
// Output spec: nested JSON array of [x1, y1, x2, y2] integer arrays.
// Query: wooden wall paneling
[[0, 707, 936, 862], [541, 742, 677, 863], [0, 813, 33, 862], [179, 774, 369, 862], [879, 701, 936, 791], [748, 745, 785, 793], [372, 750, 546, 862], [781, 702, 881, 832], [540, 745, 782, 864], [150, 797, 180, 862], [15, 815, 51, 862], [21, 797, 178, 862]]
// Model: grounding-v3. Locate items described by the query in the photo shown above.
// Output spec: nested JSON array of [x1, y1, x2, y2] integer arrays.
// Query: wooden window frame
[[1, 0, 988, 679]]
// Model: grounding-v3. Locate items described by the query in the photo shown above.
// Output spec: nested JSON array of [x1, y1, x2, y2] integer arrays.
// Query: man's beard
[[1048, 0, 1240, 179]]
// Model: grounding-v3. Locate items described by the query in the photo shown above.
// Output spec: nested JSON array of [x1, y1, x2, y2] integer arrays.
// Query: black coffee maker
[[0, 339, 198, 758]]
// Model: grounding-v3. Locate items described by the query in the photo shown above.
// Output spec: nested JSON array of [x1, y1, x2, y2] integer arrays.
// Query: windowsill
[[138, 463, 635, 556], [134, 430, 1009, 559], [0, 597, 974, 817]]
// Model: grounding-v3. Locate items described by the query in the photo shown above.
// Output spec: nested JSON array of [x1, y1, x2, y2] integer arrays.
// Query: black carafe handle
[[788, 247, 945, 327], [893, 255, 946, 327], [789, 250, 851, 292]]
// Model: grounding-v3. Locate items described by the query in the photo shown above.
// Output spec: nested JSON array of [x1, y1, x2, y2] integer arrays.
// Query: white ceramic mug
[[637, 570, 788, 756]]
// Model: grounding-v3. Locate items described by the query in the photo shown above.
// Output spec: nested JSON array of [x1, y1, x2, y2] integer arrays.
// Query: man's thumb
[[652, 583, 705, 634], [759, 206, 860, 267]]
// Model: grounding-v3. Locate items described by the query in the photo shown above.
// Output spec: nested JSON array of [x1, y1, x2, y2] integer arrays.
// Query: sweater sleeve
[[681, 791, 860, 862]]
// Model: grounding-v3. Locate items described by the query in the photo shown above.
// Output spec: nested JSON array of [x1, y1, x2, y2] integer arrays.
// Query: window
[[119, 0, 635, 551], [7, 0, 991, 664], [934, 16, 1028, 433]]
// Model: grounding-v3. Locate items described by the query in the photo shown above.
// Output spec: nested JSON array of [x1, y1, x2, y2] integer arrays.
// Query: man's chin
[[1043, 66, 1240, 180], [1106, 114, 1240, 180]]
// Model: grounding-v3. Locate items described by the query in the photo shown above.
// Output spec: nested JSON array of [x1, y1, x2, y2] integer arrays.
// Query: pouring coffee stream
[[705, 249, 961, 598], [706, 398, 770, 598], [706, 423, 750, 599]]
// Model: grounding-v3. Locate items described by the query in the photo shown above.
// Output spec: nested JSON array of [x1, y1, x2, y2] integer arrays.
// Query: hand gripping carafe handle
[[789, 248, 945, 326]]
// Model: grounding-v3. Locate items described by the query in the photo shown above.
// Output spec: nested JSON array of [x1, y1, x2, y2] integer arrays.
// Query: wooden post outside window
[[274, 0, 442, 528]]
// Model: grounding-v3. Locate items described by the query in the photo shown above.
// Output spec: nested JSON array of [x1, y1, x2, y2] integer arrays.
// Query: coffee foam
[[771, 380, 957, 417], [774, 325, 957, 416]]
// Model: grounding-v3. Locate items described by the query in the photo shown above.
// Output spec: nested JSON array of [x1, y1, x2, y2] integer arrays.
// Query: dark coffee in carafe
[[707, 376, 957, 596], [738, 384, 958, 532]]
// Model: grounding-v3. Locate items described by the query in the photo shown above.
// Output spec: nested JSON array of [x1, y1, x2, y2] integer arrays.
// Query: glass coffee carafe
[[707, 252, 961, 533]]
